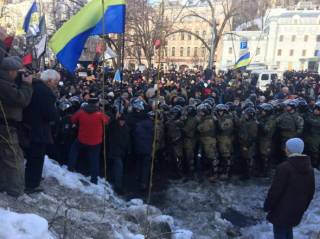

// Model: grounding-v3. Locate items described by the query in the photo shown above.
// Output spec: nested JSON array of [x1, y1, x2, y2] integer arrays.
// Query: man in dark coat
[[107, 114, 130, 194], [23, 69, 59, 193], [264, 138, 315, 239]]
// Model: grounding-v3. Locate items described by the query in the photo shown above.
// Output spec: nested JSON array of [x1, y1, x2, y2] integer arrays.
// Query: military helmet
[[203, 97, 215, 107], [174, 96, 186, 107], [186, 105, 197, 116], [191, 98, 202, 106], [242, 99, 254, 110], [159, 102, 170, 111], [170, 105, 182, 117], [286, 99, 298, 109], [225, 102, 235, 111], [258, 103, 273, 113], [57, 99, 72, 112], [197, 103, 212, 115], [215, 104, 229, 112], [243, 106, 256, 116]]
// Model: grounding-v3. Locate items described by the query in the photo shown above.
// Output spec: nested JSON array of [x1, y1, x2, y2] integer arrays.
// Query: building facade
[[220, 6, 320, 72]]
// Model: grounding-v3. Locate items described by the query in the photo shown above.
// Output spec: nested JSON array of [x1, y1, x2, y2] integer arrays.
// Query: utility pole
[[208, 13, 216, 69]]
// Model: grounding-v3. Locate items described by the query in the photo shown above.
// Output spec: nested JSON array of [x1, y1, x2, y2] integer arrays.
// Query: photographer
[[0, 56, 33, 197], [23, 69, 59, 194]]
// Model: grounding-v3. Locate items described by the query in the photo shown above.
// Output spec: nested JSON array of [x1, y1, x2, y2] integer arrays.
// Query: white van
[[250, 70, 281, 91]]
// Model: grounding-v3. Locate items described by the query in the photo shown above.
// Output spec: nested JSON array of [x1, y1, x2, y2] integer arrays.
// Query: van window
[[271, 74, 278, 81], [261, 74, 269, 81]]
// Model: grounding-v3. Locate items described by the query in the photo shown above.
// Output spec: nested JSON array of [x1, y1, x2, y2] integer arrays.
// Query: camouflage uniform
[[0, 71, 33, 196], [238, 115, 258, 178], [258, 115, 276, 174], [304, 112, 320, 169], [196, 115, 218, 177], [276, 111, 304, 149], [216, 113, 235, 176], [165, 118, 184, 173], [182, 115, 198, 175]]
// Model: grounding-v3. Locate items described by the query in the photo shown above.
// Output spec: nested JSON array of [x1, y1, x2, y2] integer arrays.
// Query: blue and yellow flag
[[235, 52, 250, 69], [49, 0, 126, 72]]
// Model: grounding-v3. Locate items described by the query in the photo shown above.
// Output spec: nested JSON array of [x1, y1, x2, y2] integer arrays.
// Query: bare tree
[[167, 0, 240, 64]]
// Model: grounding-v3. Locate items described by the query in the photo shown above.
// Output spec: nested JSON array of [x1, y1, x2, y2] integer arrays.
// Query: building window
[[302, 49, 306, 57], [172, 47, 175, 57], [195, 31, 199, 40], [194, 47, 198, 57], [276, 61, 280, 67], [291, 35, 296, 42], [181, 33, 185, 41], [228, 47, 232, 54], [290, 49, 294, 56], [314, 50, 319, 57], [256, 48, 261, 55], [279, 35, 284, 42], [188, 34, 192, 41], [201, 47, 205, 57], [202, 30, 206, 38], [172, 34, 176, 40], [180, 47, 184, 57], [277, 49, 282, 56], [317, 35, 320, 42], [187, 47, 190, 57], [304, 35, 309, 42], [165, 47, 168, 57]]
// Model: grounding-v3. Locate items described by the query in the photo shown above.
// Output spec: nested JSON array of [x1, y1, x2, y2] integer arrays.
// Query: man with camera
[[0, 56, 33, 197]]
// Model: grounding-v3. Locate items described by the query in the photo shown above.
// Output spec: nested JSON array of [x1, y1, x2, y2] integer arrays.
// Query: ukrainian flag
[[49, 0, 126, 72], [235, 52, 250, 69]]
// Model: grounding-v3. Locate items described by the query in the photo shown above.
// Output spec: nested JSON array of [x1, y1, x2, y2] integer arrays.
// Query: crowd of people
[[0, 37, 317, 239], [25, 65, 316, 194]]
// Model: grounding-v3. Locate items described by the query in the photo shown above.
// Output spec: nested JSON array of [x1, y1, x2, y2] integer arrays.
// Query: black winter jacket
[[23, 80, 58, 144], [264, 155, 315, 227]]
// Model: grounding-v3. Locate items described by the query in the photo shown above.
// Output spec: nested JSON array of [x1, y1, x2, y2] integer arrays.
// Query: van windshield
[[261, 74, 269, 81]]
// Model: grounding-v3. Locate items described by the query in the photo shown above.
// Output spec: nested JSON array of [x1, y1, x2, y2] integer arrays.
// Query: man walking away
[[264, 138, 315, 239], [0, 56, 33, 197], [24, 69, 59, 194], [68, 98, 109, 184]]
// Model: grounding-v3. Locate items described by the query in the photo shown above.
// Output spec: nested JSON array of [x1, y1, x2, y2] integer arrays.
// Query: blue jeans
[[68, 139, 101, 184], [273, 225, 293, 239]]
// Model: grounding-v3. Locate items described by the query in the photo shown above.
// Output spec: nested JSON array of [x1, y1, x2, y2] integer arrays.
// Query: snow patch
[[42, 156, 122, 204], [0, 208, 54, 239]]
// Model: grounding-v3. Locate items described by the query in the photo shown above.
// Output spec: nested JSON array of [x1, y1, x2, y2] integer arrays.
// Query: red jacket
[[71, 109, 109, 145]]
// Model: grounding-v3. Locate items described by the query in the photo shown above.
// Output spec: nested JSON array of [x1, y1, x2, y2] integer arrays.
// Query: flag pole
[[101, 0, 108, 182]]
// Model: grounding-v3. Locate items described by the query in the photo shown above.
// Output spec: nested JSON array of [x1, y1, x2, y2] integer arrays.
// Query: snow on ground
[[240, 169, 320, 239], [41, 157, 192, 238], [154, 169, 320, 239], [1, 156, 319, 238], [0, 208, 54, 239]]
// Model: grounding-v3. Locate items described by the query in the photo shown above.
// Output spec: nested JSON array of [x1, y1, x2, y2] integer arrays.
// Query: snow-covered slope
[[0, 157, 192, 239], [0, 208, 54, 239]]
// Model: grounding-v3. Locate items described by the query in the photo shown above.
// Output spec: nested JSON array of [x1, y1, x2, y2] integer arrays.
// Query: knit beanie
[[286, 138, 304, 155], [0, 56, 23, 71]]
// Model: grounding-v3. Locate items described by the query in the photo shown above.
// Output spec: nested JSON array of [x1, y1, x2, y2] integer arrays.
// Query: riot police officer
[[215, 104, 235, 180], [257, 103, 276, 176], [196, 103, 218, 182], [238, 107, 258, 180]]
